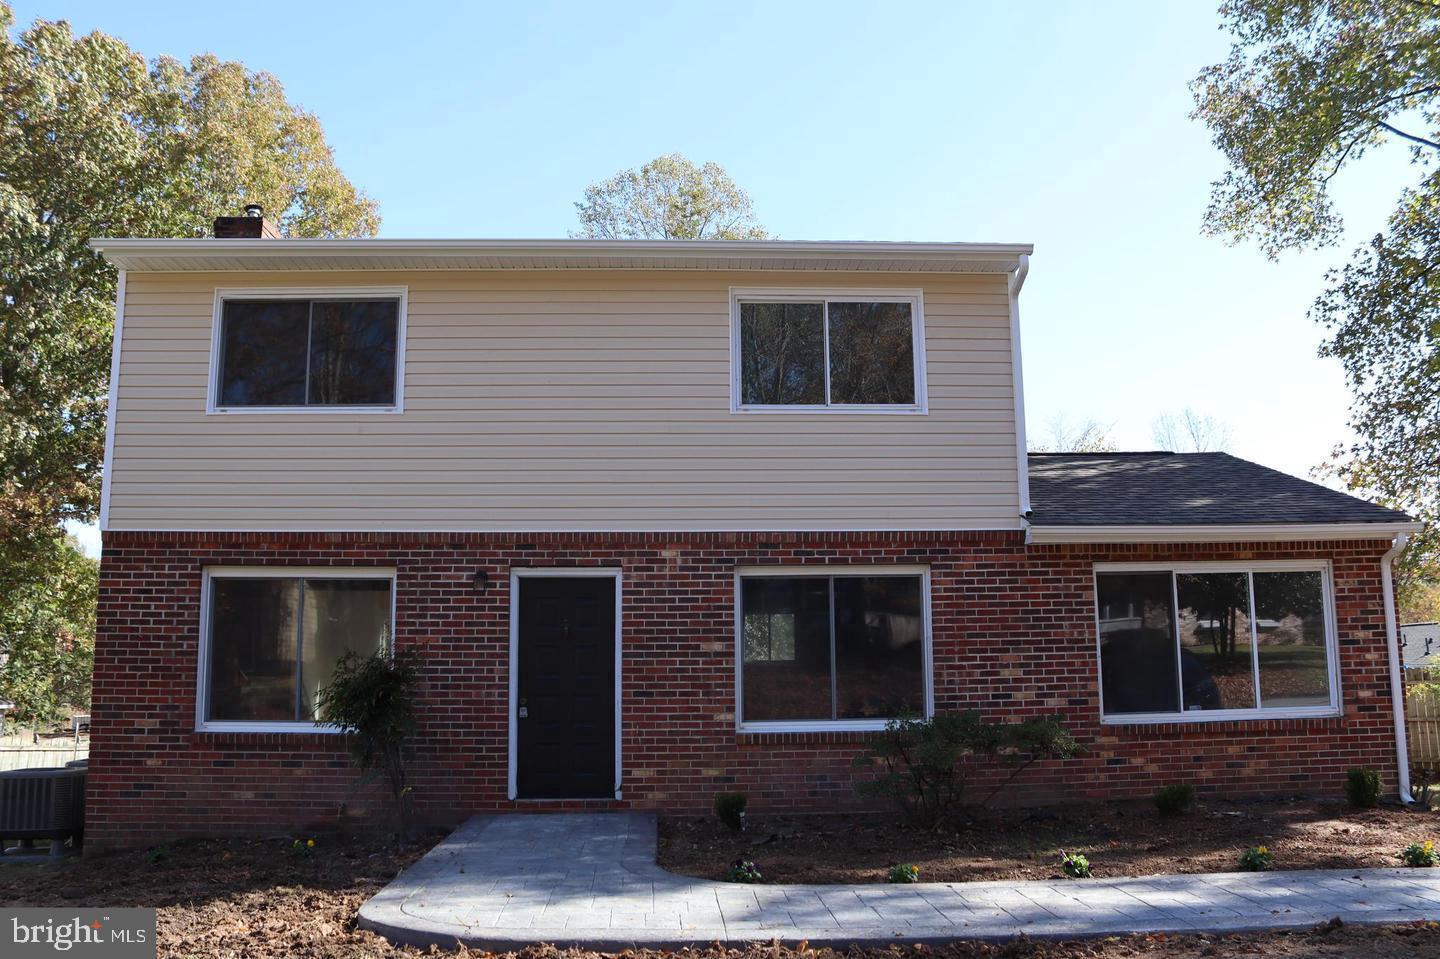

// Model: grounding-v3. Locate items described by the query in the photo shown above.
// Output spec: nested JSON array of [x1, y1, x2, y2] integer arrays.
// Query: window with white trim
[[732, 292, 924, 411], [738, 570, 929, 729], [200, 570, 393, 728], [214, 296, 401, 409], [1095, 564, 1338, 722]]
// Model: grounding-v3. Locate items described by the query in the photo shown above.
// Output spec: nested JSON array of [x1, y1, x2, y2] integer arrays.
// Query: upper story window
[[731, 290, 926, 413], [1095, 562, 1339, 724], [211, 289, 405, 412]]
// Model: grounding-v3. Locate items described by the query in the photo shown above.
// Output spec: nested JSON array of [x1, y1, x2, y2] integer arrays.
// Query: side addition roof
[[1027, 451, 1417, 543]]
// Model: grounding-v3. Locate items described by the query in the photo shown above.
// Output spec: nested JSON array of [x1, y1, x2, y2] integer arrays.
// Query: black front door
[[515, 575, 617, 799]]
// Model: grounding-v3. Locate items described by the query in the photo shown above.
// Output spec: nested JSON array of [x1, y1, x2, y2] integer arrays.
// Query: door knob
[[518, 697, 529, 719]]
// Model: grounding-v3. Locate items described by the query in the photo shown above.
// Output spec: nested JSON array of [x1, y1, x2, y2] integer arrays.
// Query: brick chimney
[[213, 204, 280, 239]]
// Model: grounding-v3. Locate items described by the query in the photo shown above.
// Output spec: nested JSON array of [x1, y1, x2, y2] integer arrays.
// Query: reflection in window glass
[[1254, 571, 1330, 707], [742, 611, 796, 662], [1177, 572, 1254, 711], [739, 303, 825, 405], [206, 576, 392, 723], [833, 576, 924, 719], [1096, 573, 1180, 714], [307, 301, 400, 405], [218, 301, 309, 406], [827, 302, 916, 405], [300, 580, 392, 720], [207, 579, 301, 721], [740, 577, 832, 720]]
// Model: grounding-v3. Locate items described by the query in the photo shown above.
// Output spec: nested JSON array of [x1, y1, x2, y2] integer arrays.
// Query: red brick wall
[[87, 531, 1402, 850]]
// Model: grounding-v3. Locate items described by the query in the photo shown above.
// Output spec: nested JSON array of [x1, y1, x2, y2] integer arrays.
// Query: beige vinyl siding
[[108, 270, 1023, 531]]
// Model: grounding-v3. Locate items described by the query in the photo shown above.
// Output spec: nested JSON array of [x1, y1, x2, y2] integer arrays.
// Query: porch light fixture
[[473, 569, 490, 593]]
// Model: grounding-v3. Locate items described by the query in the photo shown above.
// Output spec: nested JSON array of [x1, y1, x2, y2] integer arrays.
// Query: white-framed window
[[197, 567, 396, 733], [208, 287, 407, 413], [735, 566, 933, 732], [1094, 561, 1341, 725], [729, 288, 927, 413]]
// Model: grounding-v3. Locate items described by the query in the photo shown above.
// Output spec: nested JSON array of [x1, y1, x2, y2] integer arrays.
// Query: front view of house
[[85, 217, 1419, 849]]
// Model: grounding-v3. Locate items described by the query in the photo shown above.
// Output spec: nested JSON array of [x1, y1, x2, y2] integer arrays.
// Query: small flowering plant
[[1239, 845, 1273, 871], [724, 858, 762, 883], [1059, 850, 1091, 879], [1402, 840, 1440, 868], [289, 838, 317, 857], [889, 863, 921, 884]]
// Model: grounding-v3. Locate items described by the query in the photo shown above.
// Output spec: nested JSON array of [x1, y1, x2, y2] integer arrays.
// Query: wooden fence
[[1406, 666, 1440, 768], [0, 748, 86, 773]]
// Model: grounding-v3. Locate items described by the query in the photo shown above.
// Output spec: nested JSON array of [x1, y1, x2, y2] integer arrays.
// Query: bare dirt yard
[[0, 823, 1438, 957], [659, 797, 1440, 883]]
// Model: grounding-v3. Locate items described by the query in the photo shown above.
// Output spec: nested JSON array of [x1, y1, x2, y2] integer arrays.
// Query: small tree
[[852, 713, 1081, 826], [316, 648, 422, 837]]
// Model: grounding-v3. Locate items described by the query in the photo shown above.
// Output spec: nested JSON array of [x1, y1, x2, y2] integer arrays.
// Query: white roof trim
[[1029, 522, 1423, 544], [86, 237, 1033, 274]]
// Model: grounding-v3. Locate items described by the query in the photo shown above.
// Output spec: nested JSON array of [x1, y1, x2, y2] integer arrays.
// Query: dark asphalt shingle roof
[[1027, 451, 1413, 528]]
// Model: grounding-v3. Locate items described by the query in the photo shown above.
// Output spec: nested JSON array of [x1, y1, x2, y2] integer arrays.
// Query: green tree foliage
[[1192, 1, 1440, 586], [0, 535, 96, 723], [0, 3, 378, 712], [572, 153, 769, 239], [1, 2, 379, 546]]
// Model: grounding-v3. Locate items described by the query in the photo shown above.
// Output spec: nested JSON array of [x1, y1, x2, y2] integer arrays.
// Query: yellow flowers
[[1256, 845, 1268, 854], [1401, 840, 1438, 867], [307, 839, 315, 848]]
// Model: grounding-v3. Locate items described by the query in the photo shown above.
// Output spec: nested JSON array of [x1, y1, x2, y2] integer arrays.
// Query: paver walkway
[[358, 812, 1440, 950]]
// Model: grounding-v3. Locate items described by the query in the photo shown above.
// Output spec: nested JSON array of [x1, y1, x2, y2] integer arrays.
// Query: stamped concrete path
[[358, 813, 1440, 950]]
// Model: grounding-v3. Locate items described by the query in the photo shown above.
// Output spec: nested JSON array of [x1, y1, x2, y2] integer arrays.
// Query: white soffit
[[87, 238, 1034, 274]]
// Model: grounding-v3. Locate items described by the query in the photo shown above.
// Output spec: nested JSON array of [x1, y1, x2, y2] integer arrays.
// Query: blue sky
[[15, 0, 1416, 555]]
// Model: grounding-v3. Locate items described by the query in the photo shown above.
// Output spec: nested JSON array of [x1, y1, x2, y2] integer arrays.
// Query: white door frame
[[507, 567, 623, 801]]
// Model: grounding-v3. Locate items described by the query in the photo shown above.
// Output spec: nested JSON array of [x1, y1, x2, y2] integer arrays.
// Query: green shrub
[[1060, 851, 1091, 879], [1345, 768, 1382, 809], [888, 863, 920, 883], [1402, 840, 1440, 867], [316, 647, 423, 837], [852, 712, 1081, 826], [714, 792, 747, 832], [1239, 845, 1273, 871], [1153, 784, 1195, 816], [724, 858, 762, 883]]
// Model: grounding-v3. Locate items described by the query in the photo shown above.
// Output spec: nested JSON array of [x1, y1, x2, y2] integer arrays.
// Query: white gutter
[[98, 268, 125, 532], [1008, 254, 1032, 520], [1383, 532, 1413, 803], [1028, 521, 1421, 544]]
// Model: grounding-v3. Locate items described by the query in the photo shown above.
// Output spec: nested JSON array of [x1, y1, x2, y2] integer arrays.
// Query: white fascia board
[[86, 237, 1034, 274], [1028, 522, 1423, 544]]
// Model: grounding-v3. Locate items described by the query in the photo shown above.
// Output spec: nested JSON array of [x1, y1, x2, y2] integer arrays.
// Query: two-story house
[[85, 211, 1419, 849]]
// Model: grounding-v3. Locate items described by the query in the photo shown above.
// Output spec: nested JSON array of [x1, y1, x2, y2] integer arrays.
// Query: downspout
[[1008, 255, 1032, 534], [1383, 532, 1413, 802]]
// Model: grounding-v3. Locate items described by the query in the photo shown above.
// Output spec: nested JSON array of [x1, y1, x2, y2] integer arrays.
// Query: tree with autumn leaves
[[1194, 0, 1440, 617], [0, 3, 378, 720]]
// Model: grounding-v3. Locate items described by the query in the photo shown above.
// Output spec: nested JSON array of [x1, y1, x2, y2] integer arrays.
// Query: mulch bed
[[659, 797, 1440, 883], [0, 825, 1438, 956]]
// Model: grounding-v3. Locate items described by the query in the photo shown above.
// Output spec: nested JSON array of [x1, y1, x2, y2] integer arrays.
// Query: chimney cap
[[243, 204, 263, 218]]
